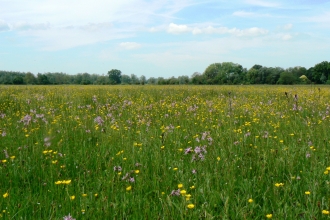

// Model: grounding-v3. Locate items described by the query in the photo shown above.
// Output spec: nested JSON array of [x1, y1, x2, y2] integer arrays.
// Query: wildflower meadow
[[1, 85, 330, 219]]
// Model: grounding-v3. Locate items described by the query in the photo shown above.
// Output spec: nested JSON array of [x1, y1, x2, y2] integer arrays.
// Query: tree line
[[0, 61, 329, 85]]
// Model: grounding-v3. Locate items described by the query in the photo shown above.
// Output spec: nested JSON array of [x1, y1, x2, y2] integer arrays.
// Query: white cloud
[[192, 27, 202, 35], [0, 20, 10, 32], [283, 23, 293, 30], [245, 0, 279, 7], [233, 11, 256, 17], [0, 0, 194, 50], [167, 23, 268, 37], [119, 42, 142, 50], [11, 22, 50, 31], [306, 12, 330, 27], [232, 10, 270, 17], [167, 23, 191, 34], [282, 34, 292, 40], [232, 27, 269, 37]]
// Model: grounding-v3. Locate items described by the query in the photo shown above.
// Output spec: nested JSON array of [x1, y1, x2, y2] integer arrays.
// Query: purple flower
[[129, 177, 135, 183], [192, 169, 197, 174], [1, 131, 6, 137], [63, 213, 76, 220], [36, 114, 44, 118], [21, 115, 32, 125], [194, 146, 201, 154], [184, 147, 193, 155], [113, 166, 122, 172], [198, 153, 205, 160], [3, 150, 9, 158], [306, 153, 311, 158], [135, 163, 142, 167], [94, 116, 104, 126], [170, 189, 180, 196]]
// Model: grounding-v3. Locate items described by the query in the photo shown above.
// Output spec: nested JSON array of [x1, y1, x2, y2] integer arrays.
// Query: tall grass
[[0, 85, 330, 219]]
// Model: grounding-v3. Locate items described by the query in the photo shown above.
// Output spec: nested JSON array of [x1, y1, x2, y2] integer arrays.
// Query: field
[[0, 85, 330, 219]]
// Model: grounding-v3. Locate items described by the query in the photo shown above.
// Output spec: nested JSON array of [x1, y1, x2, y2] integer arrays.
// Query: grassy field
[[0, 85, 330, 219]]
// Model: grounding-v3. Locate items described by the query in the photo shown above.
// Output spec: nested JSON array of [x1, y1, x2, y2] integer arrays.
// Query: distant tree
[[24, 72, 37, 84], [147, 77, 157, 84], [140, 75, 147, 85], [313, 61, 330, 84], [13, 76, 24, 84], [37, 73, 50, 85], [107, 69, 122, 84], [81, 73, 91, 85], [95, 75, 110, 85], [121, 74, 131, 84], [277, 72, 296, 85], [178, 75, 190, 84], [299, 75, 310, 84], [157, 77, 166, 85], [130, 74, 140, 85]]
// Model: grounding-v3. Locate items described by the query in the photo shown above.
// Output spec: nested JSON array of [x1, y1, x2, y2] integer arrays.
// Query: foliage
[[107, 69, 122, 85], [0, 60, 329, 85]]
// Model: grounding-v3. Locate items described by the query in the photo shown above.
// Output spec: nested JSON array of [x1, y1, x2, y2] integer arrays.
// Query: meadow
[[0, 85, 330, 219]]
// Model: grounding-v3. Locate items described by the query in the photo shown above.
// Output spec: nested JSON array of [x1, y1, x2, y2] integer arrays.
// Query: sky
[[0, 0, 330, 78]]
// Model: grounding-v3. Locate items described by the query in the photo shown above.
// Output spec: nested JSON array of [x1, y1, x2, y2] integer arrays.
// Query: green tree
[[121, 74, 131, 84], [130, 74, 140, 85], [13, 76, 24, 84], [140, 75, 146, 85], [107, 69, 122, 84], [24, 72, 37, 84], [313, 61, 330, 84], [277, 72, 296, 84]]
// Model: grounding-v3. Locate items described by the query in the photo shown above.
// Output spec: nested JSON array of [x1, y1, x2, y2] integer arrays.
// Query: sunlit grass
[[0, 85, 330, 219]]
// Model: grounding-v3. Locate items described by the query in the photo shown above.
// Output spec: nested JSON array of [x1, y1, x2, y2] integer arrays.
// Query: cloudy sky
[[0, 0, 330, 78]]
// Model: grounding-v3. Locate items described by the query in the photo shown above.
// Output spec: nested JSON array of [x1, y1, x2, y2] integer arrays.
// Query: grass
[[0, 85, 330, 219]]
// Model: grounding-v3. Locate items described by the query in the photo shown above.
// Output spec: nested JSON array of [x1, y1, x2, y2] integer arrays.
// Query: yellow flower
[[322, 210, 330, 214], [82, 193, 87, 197], [126, 186, 132, 191], [2, 160, 6, 163], [178, 184, 183, 189], [187, 204, 195, 209], [305, 191, 310, 195], [135, 170, 140, 174], [266, 214, 272, 218], [248, 199, 253, 203], [190, 186, 195, 189], [94, 194, 98, 197], [161, 146, 165, 149], [63, 180, 71, 184], [3, 192, 8, 198], [70, 195, 75, 200], [275, 183, 284, 187], [55, 181, 63, 185], [217, 157, 221, 161], [327, 167, 330, 171], [10, 156, 15, 160], [180, 190, 187, 195], [173, 168, 178, 171]]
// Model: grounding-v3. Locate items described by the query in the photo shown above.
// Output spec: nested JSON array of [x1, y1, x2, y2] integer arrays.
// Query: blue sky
[[0, 0, 330, 78]]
